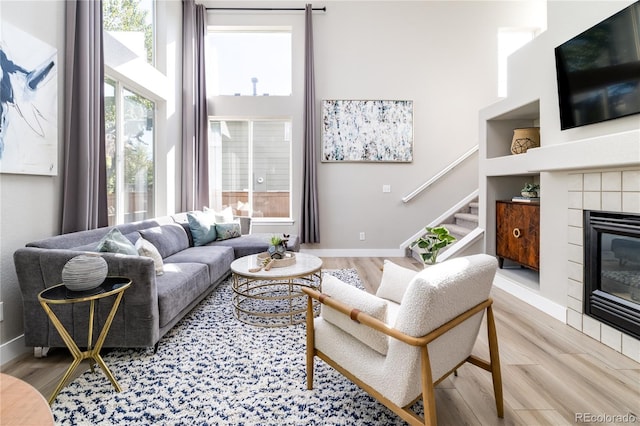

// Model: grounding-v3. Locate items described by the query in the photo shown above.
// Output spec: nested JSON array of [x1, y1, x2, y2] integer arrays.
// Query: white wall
[[205, 0, 545, 254], [0, 1, 66, 361]]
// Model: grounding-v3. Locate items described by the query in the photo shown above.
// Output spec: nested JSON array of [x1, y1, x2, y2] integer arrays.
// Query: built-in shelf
[[481, 98, 541, 290], [484, 154, 540, 177], [484, 99, 540, 160]]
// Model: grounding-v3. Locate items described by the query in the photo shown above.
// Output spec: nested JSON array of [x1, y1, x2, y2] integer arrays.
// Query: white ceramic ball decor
[[62, 254, 108, 292]]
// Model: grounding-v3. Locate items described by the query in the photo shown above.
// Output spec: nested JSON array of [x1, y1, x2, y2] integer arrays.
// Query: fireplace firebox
[[584, 210, 640, 339]]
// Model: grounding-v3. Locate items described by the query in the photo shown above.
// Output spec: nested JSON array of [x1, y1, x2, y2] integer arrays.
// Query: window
[[207, 27, 292, 96], [497, 28, 536, 97], [209, 119, 291, 219], [105, 78, 155, 225], [103, 0, 160, 226], [103, 0, 154, 65]]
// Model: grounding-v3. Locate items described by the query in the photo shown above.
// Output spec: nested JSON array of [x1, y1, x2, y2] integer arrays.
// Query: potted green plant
[[410, 226, 456, 265], [521, 183, 540, 198], [268, 234, 288, 259]]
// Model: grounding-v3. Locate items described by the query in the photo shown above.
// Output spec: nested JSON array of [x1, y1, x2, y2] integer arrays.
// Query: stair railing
[[401, 189, 479, 249], [402, 145, 479, 203]]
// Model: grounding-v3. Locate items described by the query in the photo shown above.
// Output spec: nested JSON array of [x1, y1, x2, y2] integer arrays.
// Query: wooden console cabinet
[[496, 201, 540, 271]]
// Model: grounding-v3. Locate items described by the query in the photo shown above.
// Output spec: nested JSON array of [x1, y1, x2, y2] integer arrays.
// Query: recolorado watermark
[[575, 413, 638, 423]]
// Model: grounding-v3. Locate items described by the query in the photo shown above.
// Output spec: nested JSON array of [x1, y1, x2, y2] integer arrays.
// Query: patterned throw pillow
[[215, 222, 241, 240], [96, 228, 138, 255]]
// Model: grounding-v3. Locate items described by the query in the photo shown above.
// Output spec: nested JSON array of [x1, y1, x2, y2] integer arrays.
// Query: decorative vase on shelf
[[62, 254, 108, 292], [510, 127, 540, 155]]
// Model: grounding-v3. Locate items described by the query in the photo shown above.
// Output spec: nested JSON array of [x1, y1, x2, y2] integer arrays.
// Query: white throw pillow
[[136, 237, 164, 276], [204, 206, 234, 223], [375, 260, 419, 304], [321, 274, 389, 355]]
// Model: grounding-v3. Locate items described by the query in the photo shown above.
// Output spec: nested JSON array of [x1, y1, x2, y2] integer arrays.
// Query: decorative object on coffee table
[[510, 127, 540, 154], [62, 254, 108, 294], [257, 251, 296, 268], [267, 234, 289, 259]]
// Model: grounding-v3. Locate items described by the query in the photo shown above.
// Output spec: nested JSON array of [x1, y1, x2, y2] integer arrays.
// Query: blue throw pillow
[[96, 228, 138, 255], [187, 210, 217, 246], [215, 222, 241, 241]]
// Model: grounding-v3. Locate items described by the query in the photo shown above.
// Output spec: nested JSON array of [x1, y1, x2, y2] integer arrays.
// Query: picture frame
[[0, 22, 58, 175], [321, 100, 413, 162]]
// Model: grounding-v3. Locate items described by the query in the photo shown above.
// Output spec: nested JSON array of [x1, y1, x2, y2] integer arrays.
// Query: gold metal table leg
[[40, 290, 126, 405]]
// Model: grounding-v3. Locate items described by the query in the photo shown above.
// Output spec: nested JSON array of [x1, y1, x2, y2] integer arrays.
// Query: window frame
[[105, 75, 158, 225], [208, 116, 293, 223], [206, 25, 293, 97]]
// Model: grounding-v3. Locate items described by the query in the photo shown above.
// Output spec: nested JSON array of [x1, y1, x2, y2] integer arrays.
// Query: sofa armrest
[[14, 247, 160, 348]]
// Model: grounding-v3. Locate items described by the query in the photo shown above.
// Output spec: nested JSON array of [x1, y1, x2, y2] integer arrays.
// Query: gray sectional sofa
[[14, 214, 300, 352]]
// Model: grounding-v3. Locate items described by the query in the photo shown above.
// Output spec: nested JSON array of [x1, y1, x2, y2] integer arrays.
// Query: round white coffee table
[[230, 252, 322, 327]]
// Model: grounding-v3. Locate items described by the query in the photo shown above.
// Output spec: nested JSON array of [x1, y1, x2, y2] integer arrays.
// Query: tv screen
[[555, 1, 640, 130]]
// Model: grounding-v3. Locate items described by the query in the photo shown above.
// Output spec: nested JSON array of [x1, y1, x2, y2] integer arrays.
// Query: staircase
[[407, 195, 484, 264]]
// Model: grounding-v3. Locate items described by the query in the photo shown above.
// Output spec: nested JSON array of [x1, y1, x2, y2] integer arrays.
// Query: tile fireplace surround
[[567, 169, 640, 362]]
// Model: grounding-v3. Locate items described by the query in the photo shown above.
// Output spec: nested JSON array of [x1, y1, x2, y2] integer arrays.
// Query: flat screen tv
[[555, 1, 640, 130]]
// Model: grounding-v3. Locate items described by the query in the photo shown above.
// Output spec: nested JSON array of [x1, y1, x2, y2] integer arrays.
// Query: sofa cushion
[[155, 262, 210, 328], [96, 228, 138, 255], [139, 224, 189, 259], [136, 237, 164, 275], [186, 210, 217, 246], [164, 246, 234, 285], [376, 260, 420, 304], [321, 274, 389, 355]]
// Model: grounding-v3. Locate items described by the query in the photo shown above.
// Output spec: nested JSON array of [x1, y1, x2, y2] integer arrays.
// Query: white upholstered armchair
[[302, 254, 503, 426]]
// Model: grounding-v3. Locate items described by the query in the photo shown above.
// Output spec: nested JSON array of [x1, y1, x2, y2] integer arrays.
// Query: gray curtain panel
[[61, 0, 108, 234], [181, 0, 210, 212], [301, 4, 320, 244]]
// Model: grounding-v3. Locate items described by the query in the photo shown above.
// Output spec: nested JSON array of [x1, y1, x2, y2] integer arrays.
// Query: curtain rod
[[206, 7, 326, 12]]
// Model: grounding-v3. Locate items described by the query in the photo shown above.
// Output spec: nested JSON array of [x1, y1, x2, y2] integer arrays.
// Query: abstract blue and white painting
[[0, 21, 57, 175], [322, 100, 413, 162]]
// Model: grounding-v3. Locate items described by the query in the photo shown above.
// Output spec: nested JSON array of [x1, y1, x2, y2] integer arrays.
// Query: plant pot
[[521, 191, 538, 198], [268, 244, 287, 259]]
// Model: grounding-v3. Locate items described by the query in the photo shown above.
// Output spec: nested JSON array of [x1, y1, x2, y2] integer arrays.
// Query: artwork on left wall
[[0, 21, 57, 175]]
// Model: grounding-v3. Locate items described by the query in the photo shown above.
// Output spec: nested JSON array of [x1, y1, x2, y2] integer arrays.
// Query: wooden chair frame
[[302, 287, 504, 426]]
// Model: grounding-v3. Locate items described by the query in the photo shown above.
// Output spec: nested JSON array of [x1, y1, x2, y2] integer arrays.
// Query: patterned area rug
[[51, 269, 410, 425]]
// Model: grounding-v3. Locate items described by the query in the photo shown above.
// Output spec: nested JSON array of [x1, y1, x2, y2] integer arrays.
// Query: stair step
[[441, 223, 472, 238], [469, 201, 479, 215], [469, 202, 479, 208], [454, 212, 479, 223]]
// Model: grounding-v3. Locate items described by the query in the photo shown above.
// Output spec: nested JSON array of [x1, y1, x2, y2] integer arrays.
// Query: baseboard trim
[[0, 334, 29, 367], [300, 248, 406, 258], [493, 274, 566, 323]]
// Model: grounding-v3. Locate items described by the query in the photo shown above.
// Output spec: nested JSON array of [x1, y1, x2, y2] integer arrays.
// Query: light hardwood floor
[[3, 257, 639, 425]]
